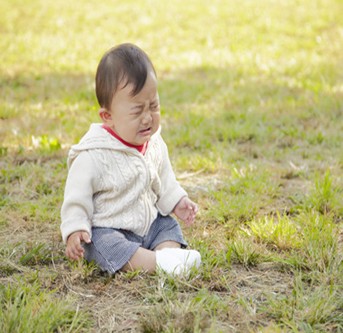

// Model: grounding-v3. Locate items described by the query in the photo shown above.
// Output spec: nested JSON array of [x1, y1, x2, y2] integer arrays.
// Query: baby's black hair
[[95, 43, 156, 109]]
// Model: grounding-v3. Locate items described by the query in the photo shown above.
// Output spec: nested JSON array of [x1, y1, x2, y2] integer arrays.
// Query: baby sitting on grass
[[60, 43, 201, 276]]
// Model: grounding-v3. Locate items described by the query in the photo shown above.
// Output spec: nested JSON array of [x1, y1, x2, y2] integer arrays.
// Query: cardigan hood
[[68, 123, 161, 168]]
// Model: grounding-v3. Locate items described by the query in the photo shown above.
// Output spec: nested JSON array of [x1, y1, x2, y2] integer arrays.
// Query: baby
[[60, 43, 201, 275]]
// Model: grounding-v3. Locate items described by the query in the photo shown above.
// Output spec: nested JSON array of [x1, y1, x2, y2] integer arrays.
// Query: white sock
[[155, 249, 184, 275], [165, 248, 202, 269], [156, 248, 201, 276]]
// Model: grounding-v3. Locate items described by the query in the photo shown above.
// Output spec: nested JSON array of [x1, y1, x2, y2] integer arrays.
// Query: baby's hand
[[173, 196, 198, 226], [66, 231, 91, 260]]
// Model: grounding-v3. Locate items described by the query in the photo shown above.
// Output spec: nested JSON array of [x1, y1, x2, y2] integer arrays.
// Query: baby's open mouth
[[139, 127, 152, 134]]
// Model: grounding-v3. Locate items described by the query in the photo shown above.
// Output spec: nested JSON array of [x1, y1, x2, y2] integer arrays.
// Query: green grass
[[0, 278, 91, 332], [1, 0, 342, 331], [263, 273, 343, 332]]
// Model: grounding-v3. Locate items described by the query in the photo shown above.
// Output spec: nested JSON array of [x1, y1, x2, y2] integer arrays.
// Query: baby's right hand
[[66, 231, 91, 260]]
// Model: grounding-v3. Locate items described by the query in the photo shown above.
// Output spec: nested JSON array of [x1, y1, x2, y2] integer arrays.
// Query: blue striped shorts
[[83, 213, 187, 274]]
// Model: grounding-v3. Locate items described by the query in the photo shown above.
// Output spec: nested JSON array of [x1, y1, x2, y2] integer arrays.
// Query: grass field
[[1, 0, 342, 332]]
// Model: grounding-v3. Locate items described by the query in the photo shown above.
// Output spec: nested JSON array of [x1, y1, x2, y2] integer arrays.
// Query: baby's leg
[[85, 228, 188, 275], [121, 243, 183, 273], [122, 245, 201, 275], [122, 247, 156, 273], [122, 242, 183, 273], [154, 241, 181, 250]]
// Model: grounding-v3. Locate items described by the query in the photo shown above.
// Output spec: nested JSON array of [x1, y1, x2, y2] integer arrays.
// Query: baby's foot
[[155, 249, 184, 275], [165, 248, 201, 270], [155, 248, 201, 276]]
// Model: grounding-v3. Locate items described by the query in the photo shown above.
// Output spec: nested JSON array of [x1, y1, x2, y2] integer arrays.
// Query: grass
[[1, 0, 342, 331], [0, 278, 91, 332]]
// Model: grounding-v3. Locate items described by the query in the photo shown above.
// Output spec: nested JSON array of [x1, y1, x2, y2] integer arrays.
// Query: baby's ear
[[99, 108, 112, 122]]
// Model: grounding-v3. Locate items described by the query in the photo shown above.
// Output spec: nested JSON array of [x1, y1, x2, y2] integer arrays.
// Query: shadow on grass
[[0, 64, 341, 152]]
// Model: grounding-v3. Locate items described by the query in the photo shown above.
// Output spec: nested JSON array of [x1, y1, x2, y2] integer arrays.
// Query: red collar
[[102, 124, 148, 154]]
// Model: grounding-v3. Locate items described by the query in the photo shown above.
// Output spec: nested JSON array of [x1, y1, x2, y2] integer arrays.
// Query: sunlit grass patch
[[261, 212, 342, 283], [241, 213, 301, 251], [225, 208, 342, 281], [31, 135, 61, 152]]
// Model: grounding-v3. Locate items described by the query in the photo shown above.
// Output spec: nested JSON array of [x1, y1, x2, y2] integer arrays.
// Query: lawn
[[0, 0, 342, 332]]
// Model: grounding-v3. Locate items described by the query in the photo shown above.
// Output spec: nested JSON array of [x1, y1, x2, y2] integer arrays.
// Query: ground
[[0, 0, 342, 332]]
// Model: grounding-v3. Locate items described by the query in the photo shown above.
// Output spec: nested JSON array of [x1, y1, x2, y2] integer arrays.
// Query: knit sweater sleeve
[[60, 152, 96, 243], [156, 138, 188, 215]]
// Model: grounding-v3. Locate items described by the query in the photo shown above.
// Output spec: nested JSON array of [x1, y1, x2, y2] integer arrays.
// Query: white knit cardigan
[[60, 124, 187, 243]]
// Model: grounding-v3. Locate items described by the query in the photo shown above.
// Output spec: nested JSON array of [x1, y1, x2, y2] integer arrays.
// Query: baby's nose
[[142, 110, 152, 123]]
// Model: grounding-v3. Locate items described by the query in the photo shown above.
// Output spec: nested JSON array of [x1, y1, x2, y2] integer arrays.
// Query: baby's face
[[106, 71, 160, 146]]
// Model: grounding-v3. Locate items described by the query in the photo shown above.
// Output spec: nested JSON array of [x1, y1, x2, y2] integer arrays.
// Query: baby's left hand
[[173, 196, 198, 226]]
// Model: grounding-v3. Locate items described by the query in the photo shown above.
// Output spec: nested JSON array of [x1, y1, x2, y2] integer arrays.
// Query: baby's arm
[[155, 136, 198, 224], [155, 138, 188, 214], [173, 196, 198, 226], [66, 231, 91, 260], [61, 152, 96, 253]]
